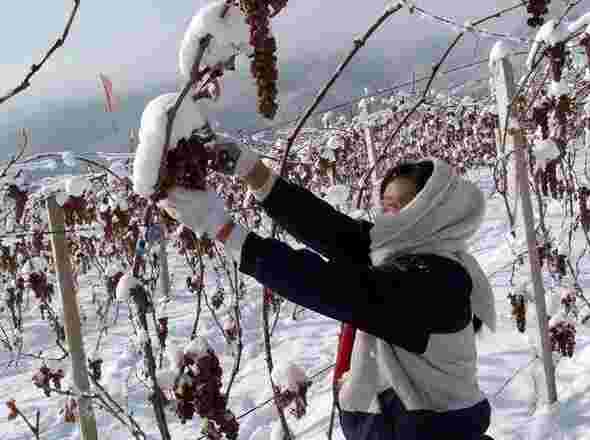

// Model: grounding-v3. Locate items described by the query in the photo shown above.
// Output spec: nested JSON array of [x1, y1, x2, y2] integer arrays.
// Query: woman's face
[[381, 177, 418, 215]]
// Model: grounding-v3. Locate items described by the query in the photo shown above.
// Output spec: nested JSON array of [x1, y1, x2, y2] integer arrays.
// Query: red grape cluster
[[580, 32, 590, 66], [240, 0, 280, 119], [527, 0, 550, 27], [106, 271, 125, 300], [224, 316, 238, 342], [6, 399, 17, 420], [546, 41, 566, 83], [173, 348, 239, 439], [549, 320, 576, 357], [32, 365, 64, 397], [63, 397, 78, 423], [561, 289, 578, 318], [272, 380, 311, 419], [157, 317, 169, 348], [160, 135, 213, 197], [27, 271, 54, 303], [4, 183, 28, 224], [508, 292, 527, 333], [536, 242, 552, 268], [535, 161, 563, 199], [579, 187, 590, 231], [263, 287, 283, 313], [62, 196, 95, 226], [548, 250, 566, 277]]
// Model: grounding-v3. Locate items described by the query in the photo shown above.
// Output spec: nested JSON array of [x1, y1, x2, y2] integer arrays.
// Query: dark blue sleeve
[[260, 178, 373, 265], [240, 233, 431, 354], [239, 234, 474, 354]]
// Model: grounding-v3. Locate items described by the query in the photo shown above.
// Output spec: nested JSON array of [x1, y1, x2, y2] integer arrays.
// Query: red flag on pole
[[98, 73, 118, 112]]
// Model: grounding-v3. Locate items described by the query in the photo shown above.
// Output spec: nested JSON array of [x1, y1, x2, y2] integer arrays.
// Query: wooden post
[[46, 196, 98, 440], [491, 55, 558, 404], [361, 97, 381, 208], [158, 227, 170, 299]]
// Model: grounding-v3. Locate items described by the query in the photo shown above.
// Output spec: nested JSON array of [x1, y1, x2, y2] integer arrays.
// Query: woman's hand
[[158, 187, 230, 239]]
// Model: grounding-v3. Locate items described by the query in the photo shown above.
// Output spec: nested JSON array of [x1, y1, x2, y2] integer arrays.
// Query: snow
[[178, 0, 250, 79], [533, 138, 561, 171], [489, 41, 511, 68], [549, 80, 570, 98], [132, 93, 209, 197], [5, 172, 590, 439], [64, 176, 90, 198], [115, 272, 141, 301], [567, 12, 590, 34]]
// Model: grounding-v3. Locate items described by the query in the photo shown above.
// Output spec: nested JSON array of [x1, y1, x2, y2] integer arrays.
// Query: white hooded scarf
[[338, 158, 496, 413]]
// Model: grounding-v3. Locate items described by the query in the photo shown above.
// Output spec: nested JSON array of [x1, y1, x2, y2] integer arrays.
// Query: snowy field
[[2, 166, 590, 440]]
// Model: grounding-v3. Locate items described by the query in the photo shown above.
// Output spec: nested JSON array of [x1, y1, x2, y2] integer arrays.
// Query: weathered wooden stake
[[46, 195, 98, 440], [491, 55, 558, 404]]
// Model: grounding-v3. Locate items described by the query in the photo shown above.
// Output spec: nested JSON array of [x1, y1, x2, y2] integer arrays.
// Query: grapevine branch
[[358, 1, 529, 200], [279, 3, 404, 176], [0, 0, 81, 105]]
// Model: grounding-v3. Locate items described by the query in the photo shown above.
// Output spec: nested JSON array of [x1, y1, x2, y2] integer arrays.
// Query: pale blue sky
[[1, 1, 541, 101], [1, 0, 585, 137]]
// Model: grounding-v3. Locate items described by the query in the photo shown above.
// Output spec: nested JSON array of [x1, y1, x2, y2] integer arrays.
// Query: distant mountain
[[0, 38, 503, 159]]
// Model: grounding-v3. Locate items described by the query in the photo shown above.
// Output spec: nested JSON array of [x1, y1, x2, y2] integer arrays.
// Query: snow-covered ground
[[2, 166, 590, 440]]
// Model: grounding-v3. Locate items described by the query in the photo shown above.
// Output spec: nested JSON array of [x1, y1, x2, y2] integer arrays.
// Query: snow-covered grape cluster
[[527, 0, 551, 28], [271, 363, 311, 419], [32, 364, 64, 397], [171, 339, 239, 439], [549, 320, 576, 357], [159, 132, 214, 197]]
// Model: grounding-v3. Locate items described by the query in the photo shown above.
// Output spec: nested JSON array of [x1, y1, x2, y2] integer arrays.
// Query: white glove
[[211, 136, 259, 177], [158, 187, 230, 238]]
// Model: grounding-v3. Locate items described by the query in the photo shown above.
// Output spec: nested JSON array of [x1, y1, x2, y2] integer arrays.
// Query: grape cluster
[[579, 187, 590, 231], [6, 399, 17, 420], [106, 271, 125, 299], [0, 246, 17, 274], [173, 350, 239, 439], [549, 320, 576, 357], [157, 317, 169, 348], [272, 380, 311, 419], [32, 365, 64, 397], [263, 287, 283, 313], [536, 242, 552, 268], [508, 292, 527, 333], [561, 289, 578, 317], [27, 271, 54, 303], [548, 250, 566, 277], [4, 184, 28, 224], [580, 33, 590, 67], [526, 0, 550, 27], [546, 41, 566, 83], [62, 196, 95, 226], [63, 397, 78, 423], [224, 316, 238, 342], [240, 0, 280, 119], [535, 161, 562, 199], [211, 288, 225, 310], [160, 134, 213, 198]]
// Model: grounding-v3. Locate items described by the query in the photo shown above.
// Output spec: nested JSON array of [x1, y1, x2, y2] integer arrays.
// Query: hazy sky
[[1, 0, 586, 133]]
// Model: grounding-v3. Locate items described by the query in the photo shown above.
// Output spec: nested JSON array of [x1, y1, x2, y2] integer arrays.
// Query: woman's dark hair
[[379, 160, 434, 201]]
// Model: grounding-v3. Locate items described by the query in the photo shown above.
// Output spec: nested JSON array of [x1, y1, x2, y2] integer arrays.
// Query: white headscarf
[[369, 158, 496, 332]]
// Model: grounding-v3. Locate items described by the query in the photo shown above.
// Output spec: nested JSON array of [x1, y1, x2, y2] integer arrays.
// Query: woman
[[159, 140, 497, 439]]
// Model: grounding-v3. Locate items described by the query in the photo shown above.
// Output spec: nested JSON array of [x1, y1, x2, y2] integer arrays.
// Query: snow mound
[[132, 93, 209, 197], [179, 0, 250, 79]]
